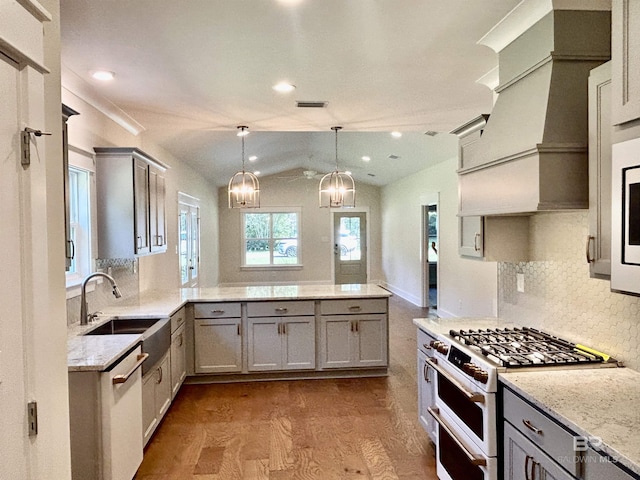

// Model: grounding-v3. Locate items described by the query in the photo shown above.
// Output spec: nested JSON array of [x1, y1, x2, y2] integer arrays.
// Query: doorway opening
[[423, 203, 438, 309]]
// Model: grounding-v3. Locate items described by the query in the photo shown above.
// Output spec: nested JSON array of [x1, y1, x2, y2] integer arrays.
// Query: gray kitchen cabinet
[[170, 322, 186, 399], [588, 62, 612, 279], [459, 215, 484, 258], [193, 302, 243, 373], [582, 447, 636, 480], [69, 346, 145, 480], [246, 301, 315, 371], [94, 147, 168, 258], [417, 328, 436, 442], [142, 351, 172, 447], [504, 421, 574, 480], [319, 299, 388, 369], [612, 0, 640, 126]]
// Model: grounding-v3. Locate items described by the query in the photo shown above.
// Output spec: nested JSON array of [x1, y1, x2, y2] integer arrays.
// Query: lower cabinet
[[194, 317, 242, 373], [319, 315, 388, 369], [142, 351, 172, 447], [247, 316, 315, 371], [170, 322, 186, 399], [503, 421, 574, 480], [417, 328, 436, 442]]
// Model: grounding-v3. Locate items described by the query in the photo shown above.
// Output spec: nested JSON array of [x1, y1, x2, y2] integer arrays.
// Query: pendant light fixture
[[319, 126, 356, 208], [228, 126, 260, 208]]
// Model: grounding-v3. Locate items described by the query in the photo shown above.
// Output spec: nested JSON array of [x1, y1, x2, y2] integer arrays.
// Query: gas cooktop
[[448, 327, 610, 368]]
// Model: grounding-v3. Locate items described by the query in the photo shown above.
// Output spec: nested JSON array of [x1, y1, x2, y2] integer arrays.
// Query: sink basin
[[85, 317, 171, 376]]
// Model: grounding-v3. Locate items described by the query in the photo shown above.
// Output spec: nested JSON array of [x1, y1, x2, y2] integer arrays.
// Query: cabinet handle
[[277, 323, 282, 335], [474, 233, 481, 252], [428, 407, 487, 466], [211, 309, 225, 315], [423, 362, 430, 382], [178, 333, 183, 347], [355, 320, 359, 333], [522, 419, 543, 436], [275, 307, 288, 313], [282, 323, 286, 335], [157, 365, 163, 384], [350, 320, 355, 332], [112, 353, 149, 385], [237, 323, 241, 336], [525, 455, 531, 480], [586, 235, 595, 263], [426, 357, 485, 403], [348, 305, 362, 312]]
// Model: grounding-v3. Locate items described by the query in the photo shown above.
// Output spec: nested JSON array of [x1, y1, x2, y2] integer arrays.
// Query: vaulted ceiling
[[60, 0, 521, 186]]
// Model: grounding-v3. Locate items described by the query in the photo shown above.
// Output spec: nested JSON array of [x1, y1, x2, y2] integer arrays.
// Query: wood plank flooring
[[135, 295, 439, 480]]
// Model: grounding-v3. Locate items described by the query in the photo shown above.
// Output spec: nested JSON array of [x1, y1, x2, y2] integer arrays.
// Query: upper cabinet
[[94, 147, 169, 258], [612, 0, 640, 127]]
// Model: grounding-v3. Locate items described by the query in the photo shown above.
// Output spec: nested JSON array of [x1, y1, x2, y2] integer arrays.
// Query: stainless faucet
[[80, 272, 122, 325]]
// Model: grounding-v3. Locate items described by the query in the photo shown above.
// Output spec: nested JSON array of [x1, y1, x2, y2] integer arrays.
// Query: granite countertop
[[500, 368, 640, 476], [69, 283, 391, 372]]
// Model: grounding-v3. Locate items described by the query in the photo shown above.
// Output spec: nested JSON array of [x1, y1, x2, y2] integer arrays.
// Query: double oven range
[[420, 325, 616, 480]]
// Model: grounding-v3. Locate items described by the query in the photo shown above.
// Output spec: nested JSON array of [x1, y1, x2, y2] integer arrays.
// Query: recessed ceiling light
[[391, 131, 402, 138], [91, 70, 115, 81], [273, 82, 296, 93], [248, 155, 258, 161], [361, 156, 371, 162]]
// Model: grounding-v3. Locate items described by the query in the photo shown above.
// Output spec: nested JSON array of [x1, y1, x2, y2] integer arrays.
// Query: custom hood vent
[[456, 2, 611, 216]]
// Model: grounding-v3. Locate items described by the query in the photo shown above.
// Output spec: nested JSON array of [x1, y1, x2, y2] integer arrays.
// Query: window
[[243, 209, 300, 266], [179, 193, 200, 287], [65, 163, 92, 288]]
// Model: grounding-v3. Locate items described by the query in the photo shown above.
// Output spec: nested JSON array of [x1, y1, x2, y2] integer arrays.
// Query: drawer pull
[[425, 357, 485, 404], [522, 419, 543, 436], [348, 305, 362, 311], [275, 307, 288, 313], [428, 407, 487, 466], [112, 353, 149, 385], [211, 309, 225, 315]]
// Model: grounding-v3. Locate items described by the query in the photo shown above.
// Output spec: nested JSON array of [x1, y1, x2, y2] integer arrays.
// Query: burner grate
[[449, 327, 605, 368]]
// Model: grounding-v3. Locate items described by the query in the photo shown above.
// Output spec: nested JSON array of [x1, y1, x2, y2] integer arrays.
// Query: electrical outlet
[[27, 401, 38, 436], [517, 273, 525, 293]]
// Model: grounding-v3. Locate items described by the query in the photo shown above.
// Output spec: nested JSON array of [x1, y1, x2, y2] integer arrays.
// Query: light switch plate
[[517, 273, 525, 293]]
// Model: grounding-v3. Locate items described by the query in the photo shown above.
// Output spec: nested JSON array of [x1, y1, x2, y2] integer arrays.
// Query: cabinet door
[[142, 372, 157, 446], [588, 62, 612, 278], [353, 316, 388, 367], [459, 216, 483, 257], [194, 318, 242, 373], [149, 166, 166, 252], [170, 323, 186, 399], [583, 447, 635, 480], [133, 158, 150, 255], [417, 349, 436, 442], [155, 354, 172, 420], [319, 317, 353, 368], [504, 422, 575, 480], [612, 0, 640, 126], [281, 317, 315, 370], [247, 317, 281, 371]]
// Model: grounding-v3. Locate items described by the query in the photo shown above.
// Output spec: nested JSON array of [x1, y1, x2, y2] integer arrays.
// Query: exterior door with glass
[[334, 212, 367, 284], [179, 201, 200, 287]]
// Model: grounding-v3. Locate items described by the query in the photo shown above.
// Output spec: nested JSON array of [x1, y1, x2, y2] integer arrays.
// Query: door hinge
[[27, 401, 38, 436]]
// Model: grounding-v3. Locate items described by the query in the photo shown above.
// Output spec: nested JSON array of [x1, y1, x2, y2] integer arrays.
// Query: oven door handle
[[428, 407, 487, 466], [425, 357, 485, 404]]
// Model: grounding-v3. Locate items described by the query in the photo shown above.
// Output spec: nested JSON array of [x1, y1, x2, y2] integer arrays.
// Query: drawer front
[[503, 387, 578, 475], [246, 300, 314, 317], [170, 308, 185, 333], [320, 298, 387, 315], [417, 328, 436, 355], [193, 302, 242, 319]]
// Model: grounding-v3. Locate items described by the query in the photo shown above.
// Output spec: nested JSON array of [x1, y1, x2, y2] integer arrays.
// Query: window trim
[[241, 207, 302, 268]]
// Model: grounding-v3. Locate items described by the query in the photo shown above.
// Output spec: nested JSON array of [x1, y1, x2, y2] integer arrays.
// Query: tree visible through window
[[243, 210, 300, 266]]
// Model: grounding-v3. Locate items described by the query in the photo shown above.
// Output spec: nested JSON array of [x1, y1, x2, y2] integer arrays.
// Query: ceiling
[[60, 0, 521, 187]]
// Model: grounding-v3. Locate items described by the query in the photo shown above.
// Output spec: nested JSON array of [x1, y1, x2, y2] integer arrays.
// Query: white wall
[[218, 168, 383, 285], [381, 156, 498, 317]]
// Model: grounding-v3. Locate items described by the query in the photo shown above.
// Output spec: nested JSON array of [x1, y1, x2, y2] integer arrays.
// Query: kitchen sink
[[85, 317, 171, 375]]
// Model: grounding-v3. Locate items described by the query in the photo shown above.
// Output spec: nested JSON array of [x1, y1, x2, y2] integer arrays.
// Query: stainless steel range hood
[[457, 3, 611, 217]]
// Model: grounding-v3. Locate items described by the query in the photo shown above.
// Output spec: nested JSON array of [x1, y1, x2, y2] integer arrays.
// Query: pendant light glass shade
[[319, 126, 356, 208], [228, 126, 260, 208]]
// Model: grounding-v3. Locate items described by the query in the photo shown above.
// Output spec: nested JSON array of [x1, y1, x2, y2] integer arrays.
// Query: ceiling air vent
[[296, 101, 328, 108], [388, 154, 400, 160]]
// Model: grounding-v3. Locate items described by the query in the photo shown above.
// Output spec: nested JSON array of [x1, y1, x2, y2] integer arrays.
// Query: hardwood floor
[[135, 296, 439, 479]]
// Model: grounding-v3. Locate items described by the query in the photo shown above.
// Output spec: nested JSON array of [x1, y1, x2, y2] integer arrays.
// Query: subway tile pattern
[[499, 212, 640, 371]]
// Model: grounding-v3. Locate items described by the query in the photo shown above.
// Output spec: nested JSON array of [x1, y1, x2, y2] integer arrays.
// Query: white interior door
[[334, 212, 367, 284], [0, 52, 29, 480]]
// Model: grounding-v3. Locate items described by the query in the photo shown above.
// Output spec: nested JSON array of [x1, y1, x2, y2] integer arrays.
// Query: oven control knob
[[436, 343, 449, 355], [430, 340, 439, 349], [473, 369, 489, 384], [462, 363, 478, 375]]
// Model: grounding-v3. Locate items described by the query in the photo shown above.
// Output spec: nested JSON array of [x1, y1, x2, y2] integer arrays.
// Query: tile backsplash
[[498, 212, 640, 371], [66, 258, 139, 325]]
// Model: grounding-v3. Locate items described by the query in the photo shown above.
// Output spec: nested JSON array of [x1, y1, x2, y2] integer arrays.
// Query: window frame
[[241, 207, 302, 269]]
